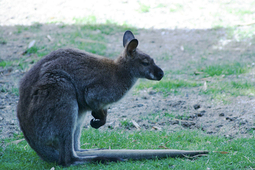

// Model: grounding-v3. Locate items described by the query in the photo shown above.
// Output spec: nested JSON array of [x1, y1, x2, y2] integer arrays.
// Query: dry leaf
[[7, 139, 25, 145], [152, 126, 162, 131], [213, 151, 229, 154], [158, 145, 169, 149], [131, 119, 140, 129], [194, 71, 204, 75], [28, 40, 36, 49], [202, 81, 207, 91], [47, 35, 53, 42]]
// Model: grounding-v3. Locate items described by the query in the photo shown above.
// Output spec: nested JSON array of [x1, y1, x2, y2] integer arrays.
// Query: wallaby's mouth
[[157, 70, 164, 80], [154, 67, 164, 81], [147, 69, 164, 81]]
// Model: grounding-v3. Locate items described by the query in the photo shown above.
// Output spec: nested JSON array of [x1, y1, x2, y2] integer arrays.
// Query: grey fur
[[17, 31, 164, 166]]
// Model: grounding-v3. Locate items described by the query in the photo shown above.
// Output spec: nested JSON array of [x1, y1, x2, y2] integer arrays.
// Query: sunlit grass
[[136, 79, 201, 95], [1, 129, 254, 170], [202, 80, 255, 97], [197, 62, 248, 77]]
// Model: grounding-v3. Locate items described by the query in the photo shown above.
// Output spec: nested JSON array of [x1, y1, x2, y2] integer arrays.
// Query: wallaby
[[17, 31, 208, 166]]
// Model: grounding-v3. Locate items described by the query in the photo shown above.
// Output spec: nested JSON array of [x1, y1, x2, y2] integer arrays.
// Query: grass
[[201, 80, 255, 103], [193, 62, 254, 102], [0, 60, 8, 67], [120, 119, 134, 129], [138, 3, 150, 13], [169, 4, 184, 13], [136, 79, 202, 95], [73, 15, 97, 25], [0, 86, 19, 96], [0, 129, 254, 170], [135, 61, 253, 104], [26, 46, 39, 54], [0, 37, 7, 44], [0, 58, 36, 71], [197, 62, 248, 77]]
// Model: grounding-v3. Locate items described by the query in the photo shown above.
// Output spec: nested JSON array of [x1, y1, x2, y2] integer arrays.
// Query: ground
[[0, 0, 255, 141]]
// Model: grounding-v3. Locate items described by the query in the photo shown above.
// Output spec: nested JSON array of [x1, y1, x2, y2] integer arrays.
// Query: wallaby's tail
[[76, 149, 209, 160]]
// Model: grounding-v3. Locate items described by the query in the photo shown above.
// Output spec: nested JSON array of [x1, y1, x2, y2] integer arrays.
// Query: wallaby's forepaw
[[90, 119, 105, 129]]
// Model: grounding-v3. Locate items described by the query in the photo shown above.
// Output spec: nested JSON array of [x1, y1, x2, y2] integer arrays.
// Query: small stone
[[193, 104, 200, 110], [181, 121, 195, 127], [207, 131, 214, 134], [170, 120, 179, 125], [141, 96, 148, 99], [137, 104, 144, 107], [196, 110, 206, 117], [250, 126, 255, 130], [149, 91, 157, 95], [216, 124, 223, 128], [219, 113, 225, 117], [9, 120, 15, 125], [239, 119, 247, 125], [189, 114, 196, 119], [226, 117, 237, 121]]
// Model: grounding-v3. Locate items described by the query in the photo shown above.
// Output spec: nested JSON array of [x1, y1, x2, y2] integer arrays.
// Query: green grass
[[73, 15, 97, 25], [1, 129, 254, 170], [226, 8, 254, 16], [120, 119, 134, 129], [0, 37, 7, 44], [0, 86, 19, 96], [136, 79, 201, 95], [0, 58, 35, 70], [195, 62, 254, 103], [202, 80, 255, 101], [0, 60, 7, 67], [223, 26, 255, 41], [169, 4, 184, 13], [197, 62, 248, 77], [26, 46, 39, 54], [138, 3, 150, 13]]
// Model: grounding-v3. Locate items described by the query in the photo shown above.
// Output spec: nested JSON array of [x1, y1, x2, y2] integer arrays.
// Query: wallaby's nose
[[157, 69, 164, 80]]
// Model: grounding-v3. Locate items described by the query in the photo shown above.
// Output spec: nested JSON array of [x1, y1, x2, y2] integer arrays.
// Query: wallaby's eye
[[141, 59, 149, 66]]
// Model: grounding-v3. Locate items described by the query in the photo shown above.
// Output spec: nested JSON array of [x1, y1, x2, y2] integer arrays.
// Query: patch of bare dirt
[[1, 0, 255, 140], [1, 24, 255, 140]]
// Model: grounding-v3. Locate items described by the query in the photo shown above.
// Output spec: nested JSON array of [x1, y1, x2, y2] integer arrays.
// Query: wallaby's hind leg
[[73, 113, 87, 151], [90, 109, 107, 129]]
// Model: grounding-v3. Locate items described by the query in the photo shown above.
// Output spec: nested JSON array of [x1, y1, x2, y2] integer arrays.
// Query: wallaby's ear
[[123, 30, 135, 47], [126, 39, 138, 55]]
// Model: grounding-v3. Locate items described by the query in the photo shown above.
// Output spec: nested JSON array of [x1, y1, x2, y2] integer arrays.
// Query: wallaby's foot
[[90, 109, 107, 129], [90, 156, 125, 164]]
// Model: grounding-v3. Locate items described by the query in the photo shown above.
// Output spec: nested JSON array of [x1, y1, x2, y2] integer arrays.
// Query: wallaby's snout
[[156, 67, 164, 80], [150, 64, 164, 81]]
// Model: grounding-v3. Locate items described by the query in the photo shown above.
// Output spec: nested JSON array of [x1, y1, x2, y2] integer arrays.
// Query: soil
[[0, 0, 255, 141]]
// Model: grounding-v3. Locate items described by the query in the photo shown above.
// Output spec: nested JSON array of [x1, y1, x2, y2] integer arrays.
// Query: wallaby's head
[[121, 31, 164, 81]]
